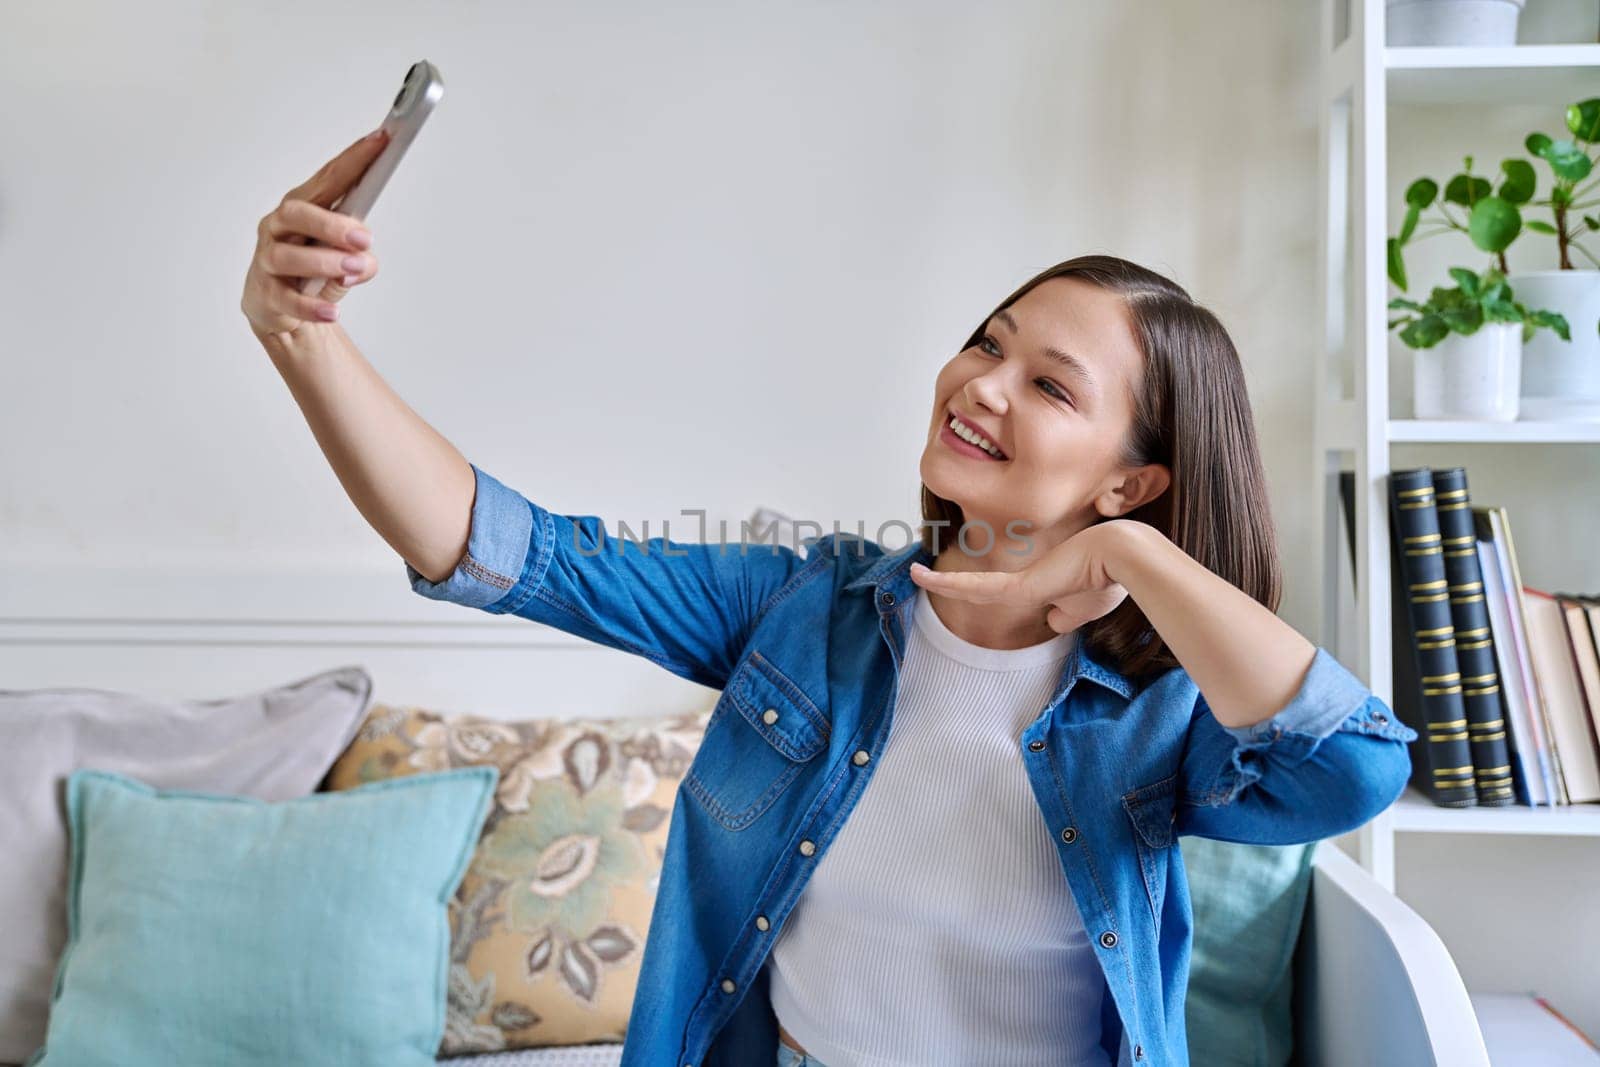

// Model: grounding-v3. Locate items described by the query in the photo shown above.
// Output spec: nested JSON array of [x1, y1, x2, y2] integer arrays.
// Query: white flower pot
[[1413, 322, 1521, 421], [1387, 0, 1526, 45], [1504, 268, 1600, 421]]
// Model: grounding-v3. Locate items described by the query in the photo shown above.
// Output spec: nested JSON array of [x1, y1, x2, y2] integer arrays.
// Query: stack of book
[[1340, 469, 1600, 809]]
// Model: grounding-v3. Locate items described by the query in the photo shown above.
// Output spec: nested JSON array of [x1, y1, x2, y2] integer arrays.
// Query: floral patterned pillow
[[322, 701, 711, 1055]]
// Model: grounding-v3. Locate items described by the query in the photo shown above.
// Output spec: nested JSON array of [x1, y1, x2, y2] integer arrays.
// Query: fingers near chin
[[1048, 606, 1088, 633]]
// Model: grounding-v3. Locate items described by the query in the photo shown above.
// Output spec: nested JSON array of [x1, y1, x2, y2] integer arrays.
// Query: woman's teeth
[[949, 416, 1005, 459]]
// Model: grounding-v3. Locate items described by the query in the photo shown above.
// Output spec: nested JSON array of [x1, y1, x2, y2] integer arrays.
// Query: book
[[1432, 468, 1514, 805], [1339, 469, 1358, 584], [1556, 595, 1600, 786], [1334, 470, 1361, 666], [1388, 468, 1477, 806], [1579, 596, 1600, 716], [1473, 517, 1545, 805], [1474, 509, 1556, 805], [1522, 589, 1600, 803], [1493, 506, 1572, 805], [1579, 599, 1600, 791]]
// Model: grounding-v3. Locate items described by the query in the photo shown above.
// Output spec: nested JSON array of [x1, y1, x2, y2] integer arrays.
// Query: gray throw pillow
[[0, 665, 374, 1064]]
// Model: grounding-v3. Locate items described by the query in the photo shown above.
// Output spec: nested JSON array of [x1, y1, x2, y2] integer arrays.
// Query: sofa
[[0, 566, 1491, 1066]]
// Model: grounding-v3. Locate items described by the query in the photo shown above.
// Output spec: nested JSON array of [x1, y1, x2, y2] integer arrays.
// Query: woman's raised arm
[[242, 130, 475, 585], [244, 133, 817, 691], [256, 319, 475, 586], [406, 464, 819, 691]]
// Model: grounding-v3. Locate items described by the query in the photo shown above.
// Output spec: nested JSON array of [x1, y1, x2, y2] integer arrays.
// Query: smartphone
[[299, 60, 444, 299]]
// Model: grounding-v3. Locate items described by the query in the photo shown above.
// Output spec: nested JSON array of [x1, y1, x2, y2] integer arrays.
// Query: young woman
[[243, 132, 1418, 1067]]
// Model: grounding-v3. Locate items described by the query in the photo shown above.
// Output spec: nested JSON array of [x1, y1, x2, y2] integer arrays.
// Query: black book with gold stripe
[[1388, 468, 1478, 807], [1432, 468, 1515, 806]]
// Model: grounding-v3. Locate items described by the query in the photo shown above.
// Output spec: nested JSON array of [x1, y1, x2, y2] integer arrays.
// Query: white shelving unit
[[1390, 786, 1600, 835], [1388, 43, 1600, 103], [1311, 0, 1600, 893]]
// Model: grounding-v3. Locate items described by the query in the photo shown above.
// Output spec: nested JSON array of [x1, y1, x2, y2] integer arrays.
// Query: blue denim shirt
[[408, 464, 1419, 1067]]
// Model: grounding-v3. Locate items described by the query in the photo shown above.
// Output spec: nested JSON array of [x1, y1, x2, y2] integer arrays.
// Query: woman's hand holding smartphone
[[240, 130, 389, 338], [240, 60, 442, 340], [242, 61, 476, 601]]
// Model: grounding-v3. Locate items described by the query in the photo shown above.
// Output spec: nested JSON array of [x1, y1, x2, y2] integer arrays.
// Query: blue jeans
[[776, 1034, 829, 1067]]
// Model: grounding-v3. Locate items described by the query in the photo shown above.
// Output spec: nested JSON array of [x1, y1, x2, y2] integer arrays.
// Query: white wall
[[19, 0, 1595, 1048], [1, 0, 1326, 632]]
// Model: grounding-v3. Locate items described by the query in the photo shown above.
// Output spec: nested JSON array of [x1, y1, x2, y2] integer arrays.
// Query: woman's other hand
[[909, 522, 1135, 635], [241, 128, 389, 339]]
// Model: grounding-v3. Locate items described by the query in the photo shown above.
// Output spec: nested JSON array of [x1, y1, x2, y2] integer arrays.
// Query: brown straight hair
[[919, 254, 1282, 684]]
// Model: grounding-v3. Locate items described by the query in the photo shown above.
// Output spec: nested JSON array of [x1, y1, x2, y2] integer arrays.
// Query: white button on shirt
[[764, 587, 1111, 1067]]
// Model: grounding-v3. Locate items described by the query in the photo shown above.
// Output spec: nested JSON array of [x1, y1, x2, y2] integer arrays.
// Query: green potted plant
[[1502, 99, 1600, 420], [1389, 267, 1568, 421], [1389, 148, 1572, 421], [1386, 154, 1527, 291]]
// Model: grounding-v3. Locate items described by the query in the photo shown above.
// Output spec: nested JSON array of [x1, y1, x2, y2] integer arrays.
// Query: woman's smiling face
[[920, 274, 1155, 557]]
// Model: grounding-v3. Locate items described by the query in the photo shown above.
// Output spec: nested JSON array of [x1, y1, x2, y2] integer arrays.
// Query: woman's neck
[[923, 550, 1067, 649]]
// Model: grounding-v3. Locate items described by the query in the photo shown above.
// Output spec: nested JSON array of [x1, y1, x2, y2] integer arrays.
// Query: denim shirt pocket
[[1121, 772, 1178, 926], [684, 651, 830, 831]]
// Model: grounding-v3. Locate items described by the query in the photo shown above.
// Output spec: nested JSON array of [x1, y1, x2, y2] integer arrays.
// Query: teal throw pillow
[[27, 765, 496, 1067], [1181, 836, 1317, 1067]]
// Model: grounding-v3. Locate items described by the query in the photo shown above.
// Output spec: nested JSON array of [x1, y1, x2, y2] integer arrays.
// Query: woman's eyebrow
[[992, 310, 1098, 396]]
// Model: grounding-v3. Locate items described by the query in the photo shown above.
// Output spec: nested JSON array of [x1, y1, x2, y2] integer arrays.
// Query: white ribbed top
[[765, 587, 1111, 1067]]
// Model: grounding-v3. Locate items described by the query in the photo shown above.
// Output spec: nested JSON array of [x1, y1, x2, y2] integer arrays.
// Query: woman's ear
[[1095, 462, 1172, 518]]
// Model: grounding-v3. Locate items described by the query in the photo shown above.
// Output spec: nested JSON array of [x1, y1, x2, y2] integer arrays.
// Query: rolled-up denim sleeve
[[1175, 646, 1420, 845], [406, 464, 814, 691], [406, 464, 534, 610]]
